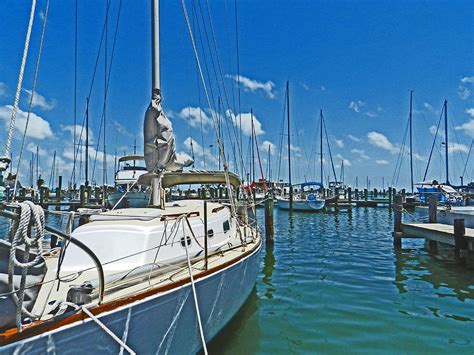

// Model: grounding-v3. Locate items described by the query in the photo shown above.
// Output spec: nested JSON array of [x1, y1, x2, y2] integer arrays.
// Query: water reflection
[[262, 242, 275, 299], [394, 245, 474, 321]]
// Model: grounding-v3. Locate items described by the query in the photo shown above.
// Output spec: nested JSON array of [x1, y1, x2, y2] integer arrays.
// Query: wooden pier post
[[364, 189, 368, 202], [347, 187, 352, 204], [39, 187, 45, 205], [374, 188, 378, 199], [393, 194, 403, 248], [401, 189, 406, 201], [428, 194, 438, 250], [354, 188, 359, 201], [335, 187, 340, 208], [80, 185, 86, 207], [454, 218, 467, 263], [388, 187, 392, 207], [265, 193, 274, 243]]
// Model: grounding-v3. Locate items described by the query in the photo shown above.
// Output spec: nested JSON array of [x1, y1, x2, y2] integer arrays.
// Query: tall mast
[[251, 108, 255, 183], [286, 81, 293, 210], [85, 97, 89, 186], [409, 90, 414, 194], [320, 109, 323, 186], [444, 99, 449, 185], [151, 0, 160, 95]]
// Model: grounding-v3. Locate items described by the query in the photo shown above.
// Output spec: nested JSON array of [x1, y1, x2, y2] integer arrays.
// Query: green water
[[209, 207, 474, 354]]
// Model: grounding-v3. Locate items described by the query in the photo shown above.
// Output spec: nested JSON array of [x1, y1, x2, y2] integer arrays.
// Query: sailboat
[[276, 81, 326, 212], [0, 1, 261, 353]]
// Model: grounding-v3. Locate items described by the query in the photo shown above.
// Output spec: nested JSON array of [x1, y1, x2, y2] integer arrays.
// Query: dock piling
[[427, 194, 438, 250], [265, 193, 274, 243], [393, 194, 403, 248], [454, 218, 467, 262]]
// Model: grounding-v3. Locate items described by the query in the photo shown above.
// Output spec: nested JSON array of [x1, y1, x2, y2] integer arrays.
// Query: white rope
[[81, 306, 136, 355], [13, 0, 50, 198], [182, 217, 208, 354], [4, 0, 37, 161], [7, 200, 45, 330]]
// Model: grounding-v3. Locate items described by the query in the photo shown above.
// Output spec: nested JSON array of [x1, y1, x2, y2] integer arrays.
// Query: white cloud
[[169, 106, 213, 129], [347, 134, 361, 142], [365, 111, 377, 118], [320, 85, 327, 91], [367, 131, 399, 154], [227, 74, 275, 99], [290, 144, 301, 152], [334, 138, 344, 148], [62, 124, 95, 144], [351, 148, 369, 160], [447, 143, 469, 154], [423, 102, 436, 113], [348, 100, 365, 113], [376, 159, 389, 165], [0, 105, 53, 139], [465, 108, 474, 117], [260, 140, 276, 154], [457, 85, 471, 100], [226, 110, 264, 136], [22, 89, 57, 110], [183, 137, 216, 166], [461, 76, 474, 84], [335, 153, 351, 166], [455, 119, 474, 137], [112, 120, 134, 138], [0, 82, 7, 98]]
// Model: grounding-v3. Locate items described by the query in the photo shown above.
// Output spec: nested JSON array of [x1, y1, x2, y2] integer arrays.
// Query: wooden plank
[[400, 223, 474, 246]]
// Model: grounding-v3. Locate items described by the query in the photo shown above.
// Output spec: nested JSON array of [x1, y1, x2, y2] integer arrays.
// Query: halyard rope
[[182, 216, 208, 354]]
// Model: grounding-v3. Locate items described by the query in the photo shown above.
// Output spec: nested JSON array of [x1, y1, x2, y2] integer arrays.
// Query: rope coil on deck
[[7, 201, 45, 330]]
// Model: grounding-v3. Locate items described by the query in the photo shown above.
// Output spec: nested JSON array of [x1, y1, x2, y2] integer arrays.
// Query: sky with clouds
[[0, 0, 473, 189]]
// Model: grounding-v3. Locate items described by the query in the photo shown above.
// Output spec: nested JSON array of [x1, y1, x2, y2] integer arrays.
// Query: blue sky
[[0, 0, 473, 189]]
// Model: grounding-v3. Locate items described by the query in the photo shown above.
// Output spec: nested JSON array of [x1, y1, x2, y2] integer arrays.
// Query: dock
[[393, 194, 473, 262]]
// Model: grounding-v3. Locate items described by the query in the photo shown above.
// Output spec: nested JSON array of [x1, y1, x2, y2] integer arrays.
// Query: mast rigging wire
[[12, 0, 50, 199], [4, 0, 37, 164]]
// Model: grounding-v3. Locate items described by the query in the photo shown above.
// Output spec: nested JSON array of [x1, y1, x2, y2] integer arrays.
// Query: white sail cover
[[144, 94, 193, 172]]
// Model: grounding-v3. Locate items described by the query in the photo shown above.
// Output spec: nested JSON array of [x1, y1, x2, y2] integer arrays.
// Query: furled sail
[[144, 91, 193, 173]]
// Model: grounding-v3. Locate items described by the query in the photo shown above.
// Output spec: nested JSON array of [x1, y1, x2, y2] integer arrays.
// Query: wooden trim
[[0, 238, 261, 346], [160, 211, 199, 221]]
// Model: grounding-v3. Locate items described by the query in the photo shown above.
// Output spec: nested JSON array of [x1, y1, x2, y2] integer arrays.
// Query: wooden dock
[[395, 223, 474, 251], [393, 194, 473, 262]]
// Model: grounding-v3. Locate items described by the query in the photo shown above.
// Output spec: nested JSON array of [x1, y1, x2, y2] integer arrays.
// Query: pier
[[393, 194, 473, 262]]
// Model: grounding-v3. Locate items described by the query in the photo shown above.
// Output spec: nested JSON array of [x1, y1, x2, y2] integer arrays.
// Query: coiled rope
[[7, 200, 45, 330]]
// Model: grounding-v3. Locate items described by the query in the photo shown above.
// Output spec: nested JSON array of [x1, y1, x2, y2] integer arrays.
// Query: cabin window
[[180, 236, 192, 247], [207, 229, 214, 238], [223, 220, 230, 233]]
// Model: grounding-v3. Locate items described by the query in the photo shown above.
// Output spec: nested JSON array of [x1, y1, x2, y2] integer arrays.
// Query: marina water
[[210, 207, 474, 353], [2, 207, 473, 353]]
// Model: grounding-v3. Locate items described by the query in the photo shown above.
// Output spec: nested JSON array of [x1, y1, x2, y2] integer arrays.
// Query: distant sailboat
[[277, 81, 325, 211]]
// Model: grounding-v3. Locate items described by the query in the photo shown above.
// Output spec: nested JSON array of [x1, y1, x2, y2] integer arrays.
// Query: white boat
[[107, 155, 150, 208], [0, 1, 261, 353], [415, 205, 474, 228], [277, 182, 326, 211]]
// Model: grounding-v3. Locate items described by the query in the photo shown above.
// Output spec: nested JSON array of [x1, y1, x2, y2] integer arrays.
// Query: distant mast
[[444, 100, 449, 185], [409, 90, 414, 194], [320, 109, 323, 186], [286, 81, 293, 210]]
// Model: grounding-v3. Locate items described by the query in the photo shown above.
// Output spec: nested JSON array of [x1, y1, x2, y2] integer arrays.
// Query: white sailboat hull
[[277, 198, 325, 211], [2, 240, 262, 354]]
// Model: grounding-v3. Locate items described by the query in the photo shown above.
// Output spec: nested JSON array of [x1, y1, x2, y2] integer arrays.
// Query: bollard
[[393, 195, 403, 248], [265, 193, 274, 243], [428, 195, 438, 250]]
